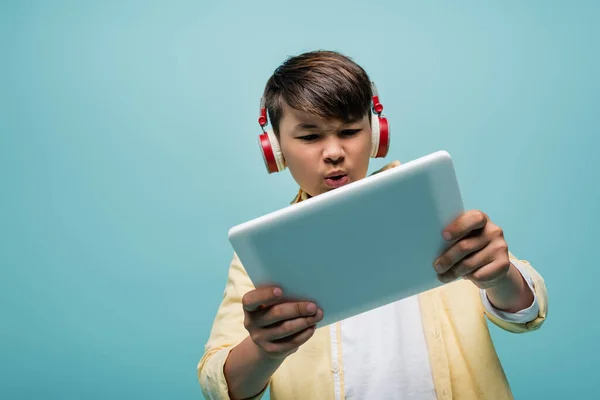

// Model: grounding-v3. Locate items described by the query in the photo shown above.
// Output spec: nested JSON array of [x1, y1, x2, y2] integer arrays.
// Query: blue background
[[1, 1, 598, 398]]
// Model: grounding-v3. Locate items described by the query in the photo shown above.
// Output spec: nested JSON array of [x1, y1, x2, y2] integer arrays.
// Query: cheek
[[286, 148, 312, 170], [352, 133, 372, 176], [284, 148, 319, 183], [353, 133, 372, 160]]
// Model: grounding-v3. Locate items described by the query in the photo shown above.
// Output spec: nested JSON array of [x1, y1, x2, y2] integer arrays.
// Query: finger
[[262, 324, 318, 357], [242, 287, 284, 312], [256, 302, 318, 327], [434, 233, 490, 274], [266, 309, 324, 341], [442, 210, 487, 242], [464, 256, 511, 289], [438, 244, 496, 283]]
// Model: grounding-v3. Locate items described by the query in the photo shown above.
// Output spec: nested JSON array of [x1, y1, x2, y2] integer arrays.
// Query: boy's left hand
[[433, 210, 511, 289]]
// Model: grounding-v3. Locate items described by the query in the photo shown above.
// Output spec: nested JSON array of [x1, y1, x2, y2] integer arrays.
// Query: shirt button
[[331, 360, 340, 373]]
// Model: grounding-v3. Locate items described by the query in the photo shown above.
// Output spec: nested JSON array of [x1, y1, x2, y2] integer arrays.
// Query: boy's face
[[278, 101, 372, 197]]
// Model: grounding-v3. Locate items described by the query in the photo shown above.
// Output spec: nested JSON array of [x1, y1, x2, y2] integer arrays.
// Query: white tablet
[[228, 150, 465, 327]]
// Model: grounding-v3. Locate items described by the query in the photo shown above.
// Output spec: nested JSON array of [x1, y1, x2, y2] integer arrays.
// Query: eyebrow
[[295, 123, 320, 130], [293, 118, 362, 132]]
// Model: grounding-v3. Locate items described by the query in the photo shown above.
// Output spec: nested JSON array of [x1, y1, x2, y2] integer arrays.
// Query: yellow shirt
[[198, 161, 549, 400]]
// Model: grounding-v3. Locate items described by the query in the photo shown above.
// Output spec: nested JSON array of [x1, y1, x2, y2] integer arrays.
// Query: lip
[[324, 174, 349, 189], [325, 170, 346, 178]]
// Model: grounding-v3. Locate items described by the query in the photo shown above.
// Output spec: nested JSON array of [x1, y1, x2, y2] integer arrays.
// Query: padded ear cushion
[[267, 130, 286, 171], [370, 113, 381, 158], [258, 130, 286, 173]]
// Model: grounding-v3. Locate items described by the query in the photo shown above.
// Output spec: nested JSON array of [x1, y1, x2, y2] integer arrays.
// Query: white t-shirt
[[334, 259, 540, 400]]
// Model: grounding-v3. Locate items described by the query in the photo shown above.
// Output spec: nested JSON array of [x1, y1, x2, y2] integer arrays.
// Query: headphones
[[257, 81, 391, 174]]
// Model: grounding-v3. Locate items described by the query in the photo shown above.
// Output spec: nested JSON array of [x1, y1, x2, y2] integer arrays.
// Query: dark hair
[[263, 50, 373, 137]]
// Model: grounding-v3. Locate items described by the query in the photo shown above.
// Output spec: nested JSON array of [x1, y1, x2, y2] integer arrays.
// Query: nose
[[323, 137, 345, 164]]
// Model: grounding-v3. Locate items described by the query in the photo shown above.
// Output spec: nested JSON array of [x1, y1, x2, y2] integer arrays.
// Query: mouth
[[324, 174, 349, 188]]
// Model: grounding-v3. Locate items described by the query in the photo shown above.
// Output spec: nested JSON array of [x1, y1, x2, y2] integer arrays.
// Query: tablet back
[[228, 150, 465, 327]]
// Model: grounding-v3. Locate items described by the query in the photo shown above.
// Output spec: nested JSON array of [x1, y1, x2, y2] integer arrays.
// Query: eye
[[298, 134, 319, 142], [341, 129, 361, 136]]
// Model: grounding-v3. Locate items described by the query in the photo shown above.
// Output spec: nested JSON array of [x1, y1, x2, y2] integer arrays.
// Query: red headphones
[[257, 82, 391, 174]]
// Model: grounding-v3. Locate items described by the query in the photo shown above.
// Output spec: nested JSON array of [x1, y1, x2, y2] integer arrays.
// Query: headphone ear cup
[[258, 130, 286, 173], [376, 114, 390, 158], [370, 113, 390, 158]]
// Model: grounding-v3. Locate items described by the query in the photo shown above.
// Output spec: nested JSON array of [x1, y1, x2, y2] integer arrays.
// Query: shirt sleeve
[[481, 251, 548, 333], [480, 258, 540, 323], [197, 253, 270, 400]]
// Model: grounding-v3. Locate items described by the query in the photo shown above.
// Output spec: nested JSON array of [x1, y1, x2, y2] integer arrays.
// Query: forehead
[[279, 101, 366, 132]]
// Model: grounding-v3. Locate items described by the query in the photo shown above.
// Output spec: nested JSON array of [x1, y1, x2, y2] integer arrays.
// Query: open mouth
[[324, 174, 349, 188]]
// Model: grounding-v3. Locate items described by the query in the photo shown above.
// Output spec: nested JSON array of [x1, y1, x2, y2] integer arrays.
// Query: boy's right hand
[[242, 287, 323, 360]]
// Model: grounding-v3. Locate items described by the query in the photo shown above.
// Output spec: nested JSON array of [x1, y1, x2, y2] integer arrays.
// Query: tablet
[[228, 150, 465, 327]]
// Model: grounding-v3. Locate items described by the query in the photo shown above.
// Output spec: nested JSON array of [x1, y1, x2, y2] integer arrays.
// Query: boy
[[198, 50, 547, 400]]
